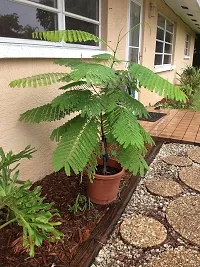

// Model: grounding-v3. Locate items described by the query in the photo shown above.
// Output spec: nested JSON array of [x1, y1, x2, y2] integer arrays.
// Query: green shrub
[[177, 65, 200, 97], [0, 146, 63, 257], [10, 30, 186, 178], [190, 89, 200, 111]]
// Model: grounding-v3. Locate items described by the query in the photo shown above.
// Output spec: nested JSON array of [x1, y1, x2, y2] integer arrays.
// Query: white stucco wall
[[0, 59, 68, 181]]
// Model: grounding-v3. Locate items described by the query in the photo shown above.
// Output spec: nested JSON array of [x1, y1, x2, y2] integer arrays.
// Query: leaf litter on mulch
[[0, 170, 108, 267], [0, 170, 131, 267]]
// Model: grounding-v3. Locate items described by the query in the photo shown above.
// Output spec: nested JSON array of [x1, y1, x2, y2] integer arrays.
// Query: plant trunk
[[100, 115, 108, 175]]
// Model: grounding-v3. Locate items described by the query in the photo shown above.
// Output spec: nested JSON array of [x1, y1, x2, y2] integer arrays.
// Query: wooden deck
[[140, 108, 200, 144]]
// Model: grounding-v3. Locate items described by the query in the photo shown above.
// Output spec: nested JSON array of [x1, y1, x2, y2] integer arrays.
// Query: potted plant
[[10, 30, 186, 205]]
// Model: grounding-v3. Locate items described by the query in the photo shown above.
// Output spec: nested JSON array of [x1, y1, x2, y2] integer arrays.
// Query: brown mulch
[[0, 170, 130, 267]]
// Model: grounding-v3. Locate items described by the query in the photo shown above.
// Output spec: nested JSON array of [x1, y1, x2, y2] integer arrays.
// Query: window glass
[[65, 16, 99, 46], [155, 54, 163, 65], [0, 0, 58, 39], [129, 47, 139, 63], [156, 28, 164, 41], [165, 32, 173, 43], [129, 1, 141, 47], [0, 0, 100, 46], [184, 34, 190, 56], [28, 0, 57, 8], [158, 14, 165, 28], [164, 55, 171, 64], [156, 41, 163, 53], [65, 0, 99, 20], [165, 43, 172, 53], [155, 14, 174, 66], [166, 20, 173, 33]]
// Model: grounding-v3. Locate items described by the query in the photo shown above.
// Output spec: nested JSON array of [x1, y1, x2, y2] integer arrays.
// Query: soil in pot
[[87, 159, 125, 205], [96, 165, 119, 175]]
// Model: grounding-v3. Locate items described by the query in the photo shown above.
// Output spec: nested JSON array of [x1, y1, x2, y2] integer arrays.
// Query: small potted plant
[[10, 30, 186, 204]]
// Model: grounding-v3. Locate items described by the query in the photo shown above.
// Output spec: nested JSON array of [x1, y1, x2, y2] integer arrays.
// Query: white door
[[128, 0, 143, 64], [127, 0, 143, 99]]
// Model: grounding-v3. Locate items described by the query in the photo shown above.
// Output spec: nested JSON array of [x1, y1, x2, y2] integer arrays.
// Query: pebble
[[93, 143, 200, 266]]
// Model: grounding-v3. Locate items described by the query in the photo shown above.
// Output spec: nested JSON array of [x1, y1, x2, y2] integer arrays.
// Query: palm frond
[[10, 73, 66, 88], [19, 104, 68, 123], [129, 63, 187, 102], [52, 116, 100, 175]]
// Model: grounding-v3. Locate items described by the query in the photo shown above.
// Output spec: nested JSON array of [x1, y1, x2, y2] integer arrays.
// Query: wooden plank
[[70, 141, 164, 267]]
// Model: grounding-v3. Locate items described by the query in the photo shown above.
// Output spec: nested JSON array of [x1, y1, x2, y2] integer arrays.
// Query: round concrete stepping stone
[[179, 166, 200, 192], [163, 156, 192, 167], [166, 196, 200, 246], [188, 148, 200, 164], [120, 216, 167, 248], [148, 249, 200, 267], [145, 178, 183, 197]]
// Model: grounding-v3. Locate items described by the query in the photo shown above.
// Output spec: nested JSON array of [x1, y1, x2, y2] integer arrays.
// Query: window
[[155, 14, 174, 66], [0, 0, 100, 47], [184, 33, 190, 57]]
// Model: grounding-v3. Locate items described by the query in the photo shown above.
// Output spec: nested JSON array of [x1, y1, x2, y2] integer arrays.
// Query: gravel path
[[91, 143, 200, 267]]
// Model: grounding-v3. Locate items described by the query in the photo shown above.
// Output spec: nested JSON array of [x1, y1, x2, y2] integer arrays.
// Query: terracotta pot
[[87, 159, 125, 205]]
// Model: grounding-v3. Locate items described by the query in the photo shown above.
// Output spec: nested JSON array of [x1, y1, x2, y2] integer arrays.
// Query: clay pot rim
[[95, 158, 125, 180]]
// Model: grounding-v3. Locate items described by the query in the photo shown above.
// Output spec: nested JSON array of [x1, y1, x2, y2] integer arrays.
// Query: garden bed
[[0, 143, 159, 267]]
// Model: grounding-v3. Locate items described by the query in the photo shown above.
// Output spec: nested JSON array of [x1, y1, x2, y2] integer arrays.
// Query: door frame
[[126, 0, 143, 100]]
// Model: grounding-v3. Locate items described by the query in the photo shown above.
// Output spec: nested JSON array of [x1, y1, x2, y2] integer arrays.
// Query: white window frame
[[154, 13, 175, 73], [0, 0, 106, 58], [184, 33, 191, 59]]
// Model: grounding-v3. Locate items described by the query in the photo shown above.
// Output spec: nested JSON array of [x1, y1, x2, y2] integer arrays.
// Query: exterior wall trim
[[0, 42, 109, 59], [154, 64, 176, 73]]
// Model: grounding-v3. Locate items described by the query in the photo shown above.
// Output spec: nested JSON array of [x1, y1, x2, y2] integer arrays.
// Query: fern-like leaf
[[50, 122, 70, 142], [118, 145, 149, 176], [107, 88, 148, 118], [53, 116, 100, 175], [108, 107, 150, 149], [32, 30, 100, 43], [51, 90, 92, 111], [81, 95, 107, 117], [59, 81, 88, 90], [19, 104, 69, 123], [139, 124, 155, 145], [55, 59, 117, 86], [129, 63, 187, 102], [92, 53, 121, 63], [10, 73, 67, 88]]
